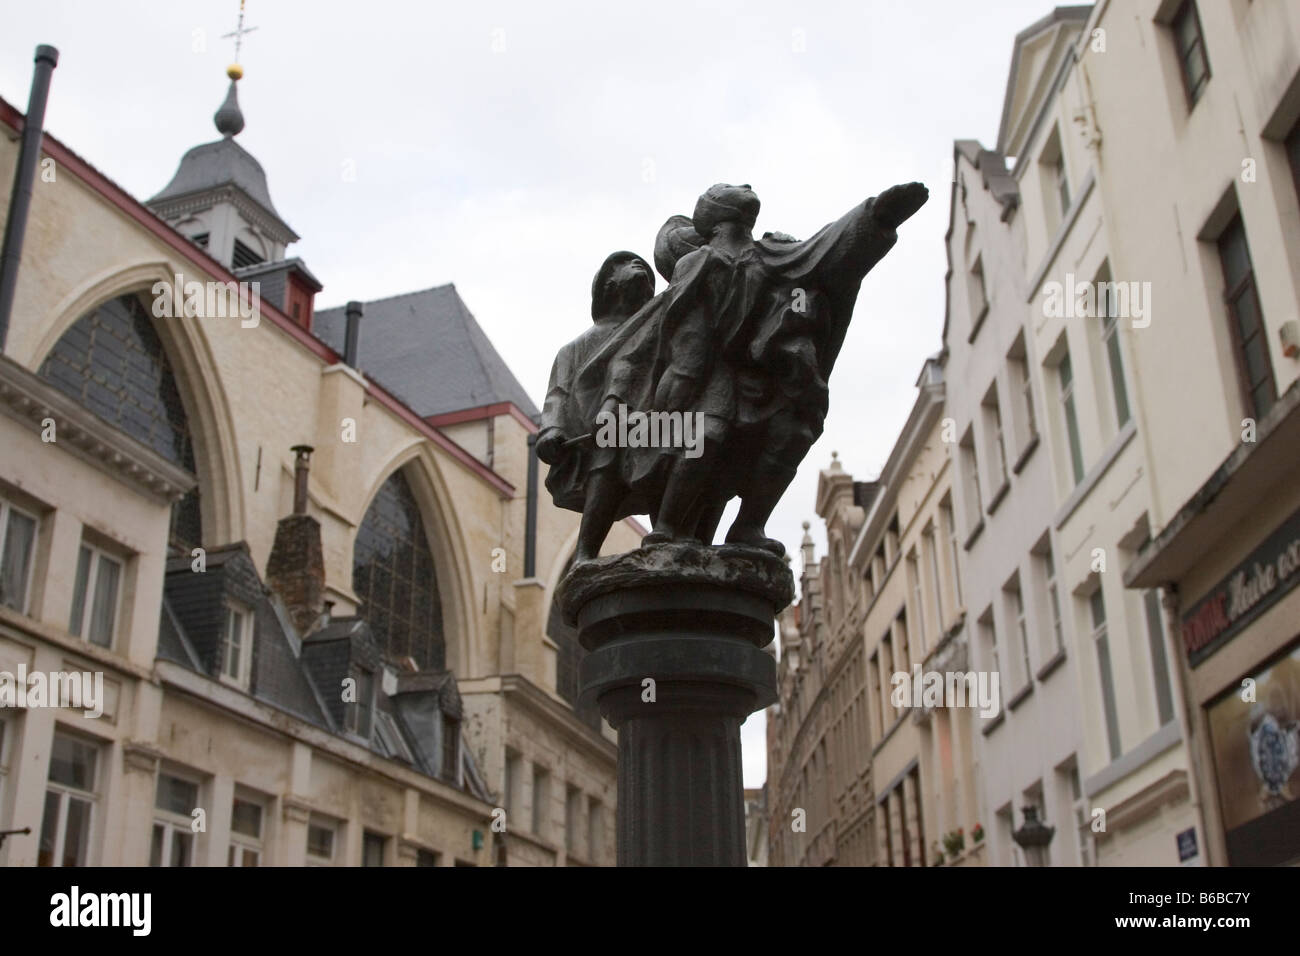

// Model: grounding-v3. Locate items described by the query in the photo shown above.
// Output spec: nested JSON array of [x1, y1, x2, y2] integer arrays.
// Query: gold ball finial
[[226, 63, 244, 81]]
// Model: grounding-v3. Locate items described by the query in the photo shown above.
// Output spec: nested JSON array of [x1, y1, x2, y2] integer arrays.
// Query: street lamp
[[1012, 805, 1055, 867]]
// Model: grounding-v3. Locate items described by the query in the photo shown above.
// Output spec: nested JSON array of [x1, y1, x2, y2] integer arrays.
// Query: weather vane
[[221, 0, 257, 78]]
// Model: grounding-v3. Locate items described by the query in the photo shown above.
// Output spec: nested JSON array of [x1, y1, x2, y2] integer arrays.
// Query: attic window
[[442, 715, 460, 781], [232, 239, 264, 269], [347, 666, 374, 739], [191, 233, 209, 249]]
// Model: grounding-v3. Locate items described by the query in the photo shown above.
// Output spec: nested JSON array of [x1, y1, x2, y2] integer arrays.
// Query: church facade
[[0, 66, 639, 867]]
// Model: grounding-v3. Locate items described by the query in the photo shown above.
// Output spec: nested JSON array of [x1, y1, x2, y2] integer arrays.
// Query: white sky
[[2, 0, 1065, 788]]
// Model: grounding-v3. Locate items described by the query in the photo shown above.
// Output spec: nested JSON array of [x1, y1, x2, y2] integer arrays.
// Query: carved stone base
[[564, 543, 792, 866]]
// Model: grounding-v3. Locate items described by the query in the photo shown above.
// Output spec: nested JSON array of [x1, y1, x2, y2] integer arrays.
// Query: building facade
[[0, 66, 640, 867]]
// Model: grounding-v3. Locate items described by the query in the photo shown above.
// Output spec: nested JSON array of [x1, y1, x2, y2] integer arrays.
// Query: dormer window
[[220, 603, 253, 689], [347, 666, 374, 739], [191, 232, 209, 249], [441, 715, 460, 780]]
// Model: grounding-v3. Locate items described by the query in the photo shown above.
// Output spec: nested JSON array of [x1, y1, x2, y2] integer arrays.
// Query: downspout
[[524, 432, 538, 577], [0, 45, 59, 352]]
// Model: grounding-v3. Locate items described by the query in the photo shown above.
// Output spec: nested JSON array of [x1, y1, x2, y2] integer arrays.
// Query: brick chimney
[[266, 445, 325, 634]]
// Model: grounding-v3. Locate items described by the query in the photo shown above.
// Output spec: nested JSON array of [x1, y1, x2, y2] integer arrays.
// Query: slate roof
[[148, 137, 297, 239], [159, 544, 489, 800], [314, 285, 541, 419]]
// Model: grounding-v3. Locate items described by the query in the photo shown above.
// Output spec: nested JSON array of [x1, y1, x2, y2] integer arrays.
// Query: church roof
[[314, 284, 541, 419], [148, 137, 293, 226]]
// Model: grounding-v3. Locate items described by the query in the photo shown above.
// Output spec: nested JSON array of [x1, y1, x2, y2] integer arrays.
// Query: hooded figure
[[563, 180, 928, 555], [538, 250, 655, 561]]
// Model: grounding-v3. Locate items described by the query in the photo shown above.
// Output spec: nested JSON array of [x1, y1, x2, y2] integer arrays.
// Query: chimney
[[266, 444, 325, 635], [344, 300, 363, 367], [291, 444, 312, 514]]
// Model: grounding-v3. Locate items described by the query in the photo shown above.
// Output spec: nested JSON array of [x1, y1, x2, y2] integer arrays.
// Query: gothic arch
[[352, 443, 474, 677], [31, 260, 244, 545]]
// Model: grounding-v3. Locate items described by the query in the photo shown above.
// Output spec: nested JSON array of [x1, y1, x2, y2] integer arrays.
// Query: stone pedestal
[[562, 543, 792, 866]]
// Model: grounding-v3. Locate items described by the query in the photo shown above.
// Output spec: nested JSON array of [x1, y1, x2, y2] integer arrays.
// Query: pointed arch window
[[353, 469, 445, 670], [37, 293, 201, 551]]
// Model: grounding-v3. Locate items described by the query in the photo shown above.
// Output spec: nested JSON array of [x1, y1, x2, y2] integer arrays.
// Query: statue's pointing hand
[[873, 182, 929, 230]]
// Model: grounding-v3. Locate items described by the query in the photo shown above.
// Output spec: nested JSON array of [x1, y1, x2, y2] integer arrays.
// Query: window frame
[[1058, 350, 1086, 485], [219, 602, 254, 689], [305, 815, 338, 866], [227, 793, 265, 867], [1090, 589, 1123, 761], [1217, 215, 1276, 422], [40, 732, 100, 867], [1171, 0, 1211, 108], [151, 770, 200, 867], [0, 495, 40, 615], [69, 540, 123, 649]]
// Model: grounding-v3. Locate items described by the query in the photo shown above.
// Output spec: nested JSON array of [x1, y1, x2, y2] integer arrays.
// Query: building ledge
[[980, 711, 1005, 736], [1127, 377, 1300, 588], [963, 518, 985, 551], [1012, 433, 1039, 475], [1083, 719, 1182, 800], [1007, 681, 1033, 712], [1026, 168, 1097, 303], [1054, 418, 1137, 530], [1036, 647, 1067, 681], [986, 480, 1011, 515]]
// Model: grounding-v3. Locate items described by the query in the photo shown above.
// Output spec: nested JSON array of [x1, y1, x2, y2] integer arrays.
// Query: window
[[504, 748, 522, 819], [40, 734, 98, 866], [69, 541, 122, 648], [362, 830, 387, 867], [346, 667, 374, 739], [1144, 590, 1176, 726], [1172, 0, 1210, 106], [1058, 350, 1085, 485], [959, 428, 983, 534], [231, 238, 264, 269], [1288, 117, 1300, 206], [151, 772, 198, 867], [1054, 153, 1070, 216], [1007, 574, 1031, 688], [220, 604, 252, 688], [924, 527, 945, 636], [1040, 540, 1065, 658], [0, 719, 10, 812], [1096, 264, 1132, 429], [565, 785, 583, 857], [868, 652, 883, 736], [416, 849, 440, 867], [441, 714, 459, 781], [982, 384, 1008, 490], [306, 816, 337, 865], [979, 609, 1000, 682], [968, 255, 988, 334], [588, 799, 604, 865], [0, 495, 38, 613], [1039, 126, 1070, 232], [353, 470, 445, 669], [1007, 333, 1038, 457], [907, 551, 926, 651], [1090, 589, 1122, 761], [37, 294, 201, 551], [1217, 215, 1275, 420], [1069, 763, 1095, 866], [532, 766, 550, 838], [228, 795, 264, 866], [942, 498, 962, 607]]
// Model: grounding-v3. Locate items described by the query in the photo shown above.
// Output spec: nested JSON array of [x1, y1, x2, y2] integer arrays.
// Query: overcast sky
[[2, 0, 1065, 789]]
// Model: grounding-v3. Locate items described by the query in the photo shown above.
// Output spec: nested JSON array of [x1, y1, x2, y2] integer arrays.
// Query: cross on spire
[[222, 0, 258, 64]]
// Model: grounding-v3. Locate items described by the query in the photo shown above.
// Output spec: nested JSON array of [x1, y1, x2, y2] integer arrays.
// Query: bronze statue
[[539, 181, 928, 560]]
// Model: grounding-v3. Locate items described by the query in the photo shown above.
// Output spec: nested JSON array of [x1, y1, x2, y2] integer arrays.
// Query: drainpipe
[[0, 45, 59, 353], [524, 432, 538, 577]]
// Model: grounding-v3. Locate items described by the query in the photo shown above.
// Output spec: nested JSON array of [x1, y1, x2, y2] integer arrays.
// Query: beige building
[[767, 360, 979, 867], [0, 67, 639, 867]]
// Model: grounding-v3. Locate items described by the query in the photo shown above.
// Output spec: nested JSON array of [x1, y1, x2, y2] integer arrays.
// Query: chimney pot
[[291, 444, 313, 515], [344, 300, 363, 367]]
